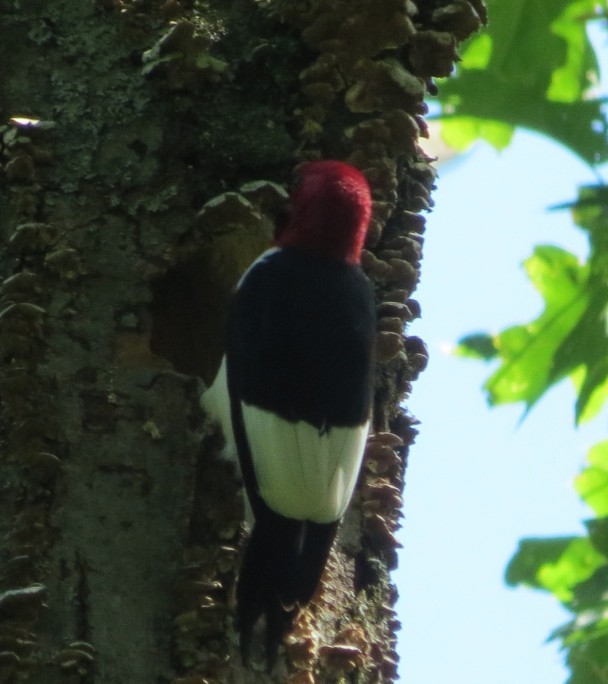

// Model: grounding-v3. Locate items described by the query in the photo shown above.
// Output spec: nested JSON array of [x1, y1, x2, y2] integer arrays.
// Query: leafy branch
[[436, 1, 608, 681]]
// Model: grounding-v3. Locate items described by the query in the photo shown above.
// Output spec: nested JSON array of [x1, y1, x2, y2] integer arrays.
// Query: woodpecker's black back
[[228, 247, 375, 429], [226, 247, 376, 665]]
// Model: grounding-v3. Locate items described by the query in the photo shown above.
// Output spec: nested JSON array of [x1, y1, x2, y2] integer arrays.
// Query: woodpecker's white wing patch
[[201, 356, 237, 461], [200, 248, 280, 460], [241, 404, 370, 523]]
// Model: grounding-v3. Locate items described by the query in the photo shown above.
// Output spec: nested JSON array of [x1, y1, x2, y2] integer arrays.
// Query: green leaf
[[571, 564, 608, 611], [550, 292, 608, 422], [506, 537, 605, 602], [550, 563, 608, 679], [439, 117, 514, 152], [458, 187, 608, 421], [484, 246, 588, 409], [551, 606, 608, 645], [577, 358, 608, 424], [575, 442, 608, 517], [436, 0, 608, 164], [459, 33, 492, 70], [506, 537, 580, 589], [454, 332, 498, 360], [546, 0, 600, 103], [586, 518, 608, 559], [439, 77, 608, 165], [571, 367, 608, 424], [538, 538, 606, 602], [550, 186, 608, 421], [566, 634, 608, 683], [571, 186, 608, 245]]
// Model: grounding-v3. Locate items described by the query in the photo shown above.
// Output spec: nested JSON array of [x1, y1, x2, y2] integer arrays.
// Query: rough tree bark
[[0, 1, 485, 682]]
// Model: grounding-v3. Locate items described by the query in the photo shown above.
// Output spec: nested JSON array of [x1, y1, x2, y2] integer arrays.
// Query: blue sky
[[394, 130, 606, 683]]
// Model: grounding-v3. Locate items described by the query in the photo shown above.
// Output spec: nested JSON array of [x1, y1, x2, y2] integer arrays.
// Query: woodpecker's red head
[[276, 160, 373, 265]]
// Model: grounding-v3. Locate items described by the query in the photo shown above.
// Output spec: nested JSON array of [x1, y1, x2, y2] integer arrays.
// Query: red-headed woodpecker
[[203, 160, 375, 665]]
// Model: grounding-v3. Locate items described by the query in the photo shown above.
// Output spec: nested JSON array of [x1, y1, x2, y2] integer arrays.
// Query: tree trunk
[[0, 1, 485, 682]]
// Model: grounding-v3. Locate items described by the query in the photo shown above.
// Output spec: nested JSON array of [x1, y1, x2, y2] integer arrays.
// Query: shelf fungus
[[0, 271, 43, 303], [192, 189, 275, 298], [337, 9, 415, 62], [8, 117, 57, 134], [4, 153, 36, 184], [361, 478, 404, 516], [377, 316, 404, 335], [284, 630, 318, 671], [364, 439, 402, 478], [7, 223, 57, 252], [409, 30, 460, 78], [0, 303, 46, 338], [376, 330, 404, 363], [432, 0, 486, 40], [196, 192, 262, 235], [319, 642, 365, 672], [238, 180, 288, 216], [346, 110, 420, 159], [23, 452, 62, 487], [377, 300, 412, 322], [346, 59, 425, 115], [55, 643, 96, 675], [0, 584, 47, 619], [142, 21, 229, 89], [363, 513, 402, 570], [44, 248, 82, 280], [404, 335, 429, 379], [288, 672, 315, 684]]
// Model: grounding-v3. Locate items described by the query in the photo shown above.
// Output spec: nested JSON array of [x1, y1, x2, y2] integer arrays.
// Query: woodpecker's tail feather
[[236, 506, 338, 667]]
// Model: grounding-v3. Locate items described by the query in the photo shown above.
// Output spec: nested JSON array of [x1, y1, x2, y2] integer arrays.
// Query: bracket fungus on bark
[[142, 21, 230, 89]]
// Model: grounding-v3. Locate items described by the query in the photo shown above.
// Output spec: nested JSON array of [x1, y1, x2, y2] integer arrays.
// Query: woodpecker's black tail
[[236, 506, 338, 668]]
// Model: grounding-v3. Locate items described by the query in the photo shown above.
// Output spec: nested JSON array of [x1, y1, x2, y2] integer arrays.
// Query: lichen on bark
[[0, 0, 486, 682]]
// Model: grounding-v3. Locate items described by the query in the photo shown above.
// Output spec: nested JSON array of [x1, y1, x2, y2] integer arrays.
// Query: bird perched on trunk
[[202, 160, 376, 667]]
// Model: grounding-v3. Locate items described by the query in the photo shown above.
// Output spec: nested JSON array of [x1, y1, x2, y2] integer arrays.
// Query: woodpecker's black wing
[[229, 247, 375, 430]]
